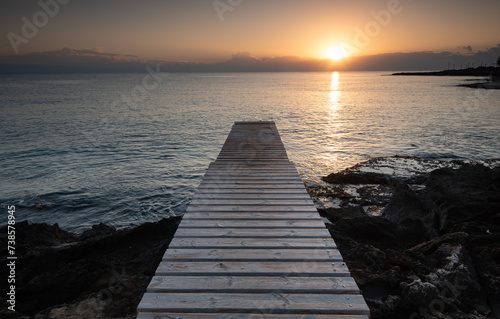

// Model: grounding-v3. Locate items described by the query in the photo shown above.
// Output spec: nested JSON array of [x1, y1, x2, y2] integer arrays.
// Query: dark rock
[[2, 221, 78, 254], [323, 164, 500, 318], [0, 217, 181, 318], [79, 223, 117, 241], [318, 206, 366, 223], [467, 233, 500, 317], [331, 217, 495, 318], [357, 184, 393, 206], [323, 170, 393, 185], [321, 156, 429, 185], [425, 165, 500, 233], [409, 231, 469, 256], [330, 215, 429, 251], [382, 180, 440, 239]]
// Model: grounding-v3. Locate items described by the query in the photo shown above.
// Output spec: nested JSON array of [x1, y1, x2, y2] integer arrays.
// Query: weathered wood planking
[[155, 261, 352, 277], [148, 276, 360, 294], [163, 248, 343, 262], [174, 228, 332, 238], [183, 212, 323, 219], [139, 314, 368, 319], [177, 219, 325, 228], [137, 121, 370, 318], [168, 237, 337, 249], [186, 205, 319, 212], [139, 293, 369, 315], [193, 193, 313, 199], [190, 199, 315, 206]]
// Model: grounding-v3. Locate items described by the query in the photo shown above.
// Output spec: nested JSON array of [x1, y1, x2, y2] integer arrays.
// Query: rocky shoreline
[[312, 158, 500, 318], [0, 217, 181, 319], [1, 158, 499, 318]]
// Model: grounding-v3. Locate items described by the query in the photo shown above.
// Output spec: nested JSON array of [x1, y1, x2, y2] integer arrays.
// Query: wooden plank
[[210, 163, 293, 166], [207, 167, 299, 172], [168, 237, 337, 249], [209, 163, 296, 167], [186, 205, 317, 213], [155, 261, 351, 277], [210, 159, 291, 162], [194, 188, 309, 194], [217, 153, 288, 157], [186, 205, 318, 212], [163, 248, 343, 262], [178, 219, 326, 228], [206, 169, 298, 173], [217, 153, 288, 156], [218, 148, 286, 150], [196, 184, 306, 189], [195, 177, 301, 184], [189, 199, 314, 206], [148, 276, 360, 294], [216, 147, 287, 151], [203, 172, 299, 177], [139, 313, 368, 319], [198, 182, 306, 187], [174, 228, 332, 238], [206, 171, 300, 176], [233, 120, 277, 124], [201, 176, 303, 182], [182, 212, 322, 219], [216, 158, 290, 162], [217, 156, 287, 158], [138, 293, 370, 315], [193, 193, 312, 200], [213, 161, 293, 165], [138, 313, 369, 319], [205, 171, 300, 175], [199, 180, 305, 186], [206, 168, 299, 173], [216, 158, 289, 161]]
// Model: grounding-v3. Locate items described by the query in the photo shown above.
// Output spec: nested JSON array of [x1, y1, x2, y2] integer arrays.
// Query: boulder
[[318, 206, 366, 223], [425, 165, 500, 233], [382, 180, 440, 239]]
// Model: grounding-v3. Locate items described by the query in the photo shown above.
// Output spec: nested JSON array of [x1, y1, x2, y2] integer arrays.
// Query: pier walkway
[[137, 121, 370, 318]]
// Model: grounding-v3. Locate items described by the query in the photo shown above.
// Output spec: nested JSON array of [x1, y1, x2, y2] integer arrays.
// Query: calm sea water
[[1, 72, 499, 231]]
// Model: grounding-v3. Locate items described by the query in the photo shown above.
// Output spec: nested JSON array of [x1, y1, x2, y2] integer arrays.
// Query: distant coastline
[[393, 66, 500, 89], [392, 66, 499, 76]]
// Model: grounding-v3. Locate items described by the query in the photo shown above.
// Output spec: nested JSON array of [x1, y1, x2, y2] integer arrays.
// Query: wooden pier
[[137, 121, 370, 318]]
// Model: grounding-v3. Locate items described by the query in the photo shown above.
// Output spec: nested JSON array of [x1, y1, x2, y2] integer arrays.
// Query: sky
[[1, 0, 499, 71]]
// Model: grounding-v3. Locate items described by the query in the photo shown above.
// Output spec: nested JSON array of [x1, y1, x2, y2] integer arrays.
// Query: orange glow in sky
[[0, 0, 499, 64]]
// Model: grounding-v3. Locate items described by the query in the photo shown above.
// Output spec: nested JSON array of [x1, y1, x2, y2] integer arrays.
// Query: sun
[[325, 45, 348, 61]]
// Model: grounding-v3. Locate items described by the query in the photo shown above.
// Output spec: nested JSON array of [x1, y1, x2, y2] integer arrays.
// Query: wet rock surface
[[0, 217, 181, 319], [319, 163, 500, 318]]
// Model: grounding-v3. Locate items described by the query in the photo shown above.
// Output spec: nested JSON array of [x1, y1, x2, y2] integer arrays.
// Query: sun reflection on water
[[323, 72, 344, 169], [329, 72, 342, 113]]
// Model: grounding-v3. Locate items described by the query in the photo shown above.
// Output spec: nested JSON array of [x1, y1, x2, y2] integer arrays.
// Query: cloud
[[458, 45, 473, 52], [2, 45, 500, 73], [0, 47, 143, 73], [229, 51, 260, 62]]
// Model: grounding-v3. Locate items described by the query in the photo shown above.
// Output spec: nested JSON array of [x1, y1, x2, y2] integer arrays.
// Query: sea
[[1, 72, 499, 232]]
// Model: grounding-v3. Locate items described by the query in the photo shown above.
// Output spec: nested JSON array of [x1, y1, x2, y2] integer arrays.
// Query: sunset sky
[[1, 0, 499, 70]]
